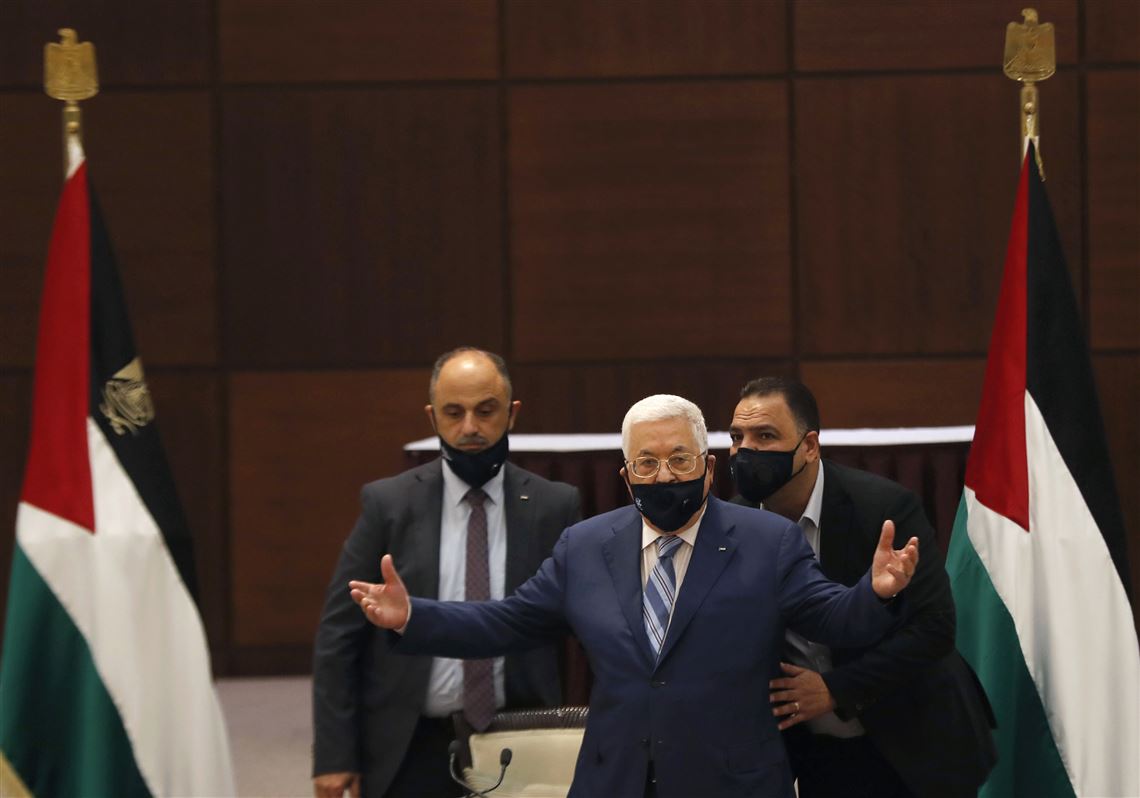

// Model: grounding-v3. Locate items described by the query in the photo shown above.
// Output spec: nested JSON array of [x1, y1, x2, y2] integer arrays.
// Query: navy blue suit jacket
[[398, 496, 900, 798]]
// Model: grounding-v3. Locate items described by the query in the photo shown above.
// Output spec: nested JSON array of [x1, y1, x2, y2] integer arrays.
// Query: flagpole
[[1003, 8, 1055, 178], [43, 28, 97, 179]]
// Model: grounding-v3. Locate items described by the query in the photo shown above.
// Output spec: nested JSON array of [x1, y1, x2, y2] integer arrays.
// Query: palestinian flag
[[0, 155, 234, 796], [946, 145, 1139, 798]]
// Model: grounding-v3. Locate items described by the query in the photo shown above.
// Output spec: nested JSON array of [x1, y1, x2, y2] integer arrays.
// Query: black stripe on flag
[[1024, 144, 1132, 598], [86, 185, 202, 603]]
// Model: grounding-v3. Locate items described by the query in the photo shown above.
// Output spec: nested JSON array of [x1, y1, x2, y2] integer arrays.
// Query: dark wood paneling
[[219, 0, 498, 83], [1093, 354, 1139, 630], [0, 95, 59, 368], [513, 359, 794, 435], [0, 92, 216, 369], [505, 0, 785, 78], [0, 374, 32, 650], [800, 359, 987, 428], [147, 371, 226, 659], [1088, 70, 1140, 350], [796, 73, 1082, 356], [0, 0, 211, 86], [794, 0, 1078, 72], [222, 88, 503, 368], [1085, 0, 1140, 63], [510, 81, 791, 363], [84, 93, 217, 366], [228, 369, 430, 647]]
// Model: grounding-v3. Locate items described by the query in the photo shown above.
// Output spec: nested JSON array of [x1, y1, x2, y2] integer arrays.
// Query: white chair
[[458, 707, 587, 798]]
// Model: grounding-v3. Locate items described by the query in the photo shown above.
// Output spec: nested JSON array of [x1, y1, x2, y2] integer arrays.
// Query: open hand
[[870, 520, 919, 599], [769, 662, 836, 730], [349, 554, 411, 630]]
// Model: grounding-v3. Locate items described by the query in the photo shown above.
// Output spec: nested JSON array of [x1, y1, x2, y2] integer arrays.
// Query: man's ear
[[803, 430, 821, 462], [619, 466, 634, 500], [424, 404, 436, 432], [508, 400, 522, 430]]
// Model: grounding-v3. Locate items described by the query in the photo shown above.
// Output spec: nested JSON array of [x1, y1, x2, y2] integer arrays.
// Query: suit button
[[650, 680, 665, 688], [640, 738, 649, 747], [656, 739, 665, 746]]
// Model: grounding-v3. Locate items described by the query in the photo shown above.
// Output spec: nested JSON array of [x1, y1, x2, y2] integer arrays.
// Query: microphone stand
[[448, 740, 513, 798]]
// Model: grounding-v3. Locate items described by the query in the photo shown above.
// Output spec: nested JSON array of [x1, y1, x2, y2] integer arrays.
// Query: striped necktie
[[643, 535, 683, 659]]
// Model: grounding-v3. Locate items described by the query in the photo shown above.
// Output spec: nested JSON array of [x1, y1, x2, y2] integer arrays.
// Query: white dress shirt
[[639, 504, 707, 637], [423, 464, 507, 717], [781, 465, 866, 737]]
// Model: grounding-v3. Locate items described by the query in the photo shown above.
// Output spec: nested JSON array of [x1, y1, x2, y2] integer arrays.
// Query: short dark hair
[[739, 376, 821, 433], [429, 347, 513, 403]]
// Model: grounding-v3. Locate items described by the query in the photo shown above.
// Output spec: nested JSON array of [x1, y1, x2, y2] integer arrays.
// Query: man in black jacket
[[728, 376, 997, 798], [312, 348, 581, 798]]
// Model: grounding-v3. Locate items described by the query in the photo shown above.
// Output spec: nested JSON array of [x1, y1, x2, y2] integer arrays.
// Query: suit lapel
[[411, 460, 445, 599], [602, 512, 655, 668], [503, 463, 536, 591], [656, 498, 737, 667], [818, 461, 859, 585]]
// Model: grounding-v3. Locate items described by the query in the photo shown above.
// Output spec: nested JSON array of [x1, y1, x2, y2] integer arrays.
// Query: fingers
[[877, 519, 896, 551], [380, 554, 402, 586], [349, 775, 361, 798], [771, 700, 799, 717], [779, 661, 805, 676]]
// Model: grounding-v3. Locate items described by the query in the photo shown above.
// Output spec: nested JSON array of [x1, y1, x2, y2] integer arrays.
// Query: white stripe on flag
[[18, 418, 234, 797], [964, 394, 1140, 797]]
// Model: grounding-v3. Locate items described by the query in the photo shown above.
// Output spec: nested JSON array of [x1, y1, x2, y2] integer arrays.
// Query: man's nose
[[656, 464, 679, 483], [460, 412, 480, 435]]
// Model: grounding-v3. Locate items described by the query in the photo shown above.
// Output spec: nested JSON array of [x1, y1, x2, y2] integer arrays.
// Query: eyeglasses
[[625, 452, 707, 479]]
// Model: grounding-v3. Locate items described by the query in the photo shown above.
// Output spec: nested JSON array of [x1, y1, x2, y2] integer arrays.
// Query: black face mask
[[628, 461, 709, 533], [440, 431, 510, 489], [729, 434, 809, 505]]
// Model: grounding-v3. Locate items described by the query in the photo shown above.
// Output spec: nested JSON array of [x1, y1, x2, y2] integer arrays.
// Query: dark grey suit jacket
[[312, 459, 581, 797]]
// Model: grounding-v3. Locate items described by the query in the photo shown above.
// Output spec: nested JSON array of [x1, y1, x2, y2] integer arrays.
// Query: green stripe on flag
[[0, 543, 151, 798], [946, 495, 1074, 798]]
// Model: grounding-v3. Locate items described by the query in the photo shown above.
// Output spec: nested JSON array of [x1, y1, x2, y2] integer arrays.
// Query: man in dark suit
[[349, 394, 921, 798], [312, 348, 581, 798], [727, 377, 997, 798]]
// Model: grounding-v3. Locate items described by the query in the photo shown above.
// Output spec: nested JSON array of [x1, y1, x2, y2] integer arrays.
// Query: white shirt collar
[[441, 458, 506, 507], [641, 501, 707, 551], [798, 462, 825, 530]]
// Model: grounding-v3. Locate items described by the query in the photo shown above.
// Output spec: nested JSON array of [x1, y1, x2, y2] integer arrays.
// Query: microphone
[[448, 740, 513, 798]]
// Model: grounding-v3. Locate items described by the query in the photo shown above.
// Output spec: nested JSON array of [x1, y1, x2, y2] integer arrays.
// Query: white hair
[[621, 394, 708, 458]]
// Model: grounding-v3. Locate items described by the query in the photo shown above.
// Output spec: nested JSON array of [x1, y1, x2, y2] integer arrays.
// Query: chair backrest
[[459, 707, 588, 798]]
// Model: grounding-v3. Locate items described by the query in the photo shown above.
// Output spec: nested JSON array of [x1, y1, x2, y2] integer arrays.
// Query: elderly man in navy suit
[[350, 394, 920, 798]]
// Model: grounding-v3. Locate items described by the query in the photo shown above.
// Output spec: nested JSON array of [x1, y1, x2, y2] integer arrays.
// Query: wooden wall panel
[[0, 95, 60, 367], [222, 88, 503, 369], [794, 0, 1078, 72], [219, 0, 498, 83], [228, 369, 430, 647], [505, 0, 785, 78], [0, 92, 216, 368], [513, 359, 793, 435], [510, 81, 791, 363], [795, 72, 1082, 356], [1085, 0, 1140, 63], [0, 374, 32, 647], [84, 93, 217, 366], [800, 359, 987, 428], [222, 87, 502, 368], [147, 372, 226, 659], [1088, 70, 1140, 350], [0, 1, 211, 86]]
